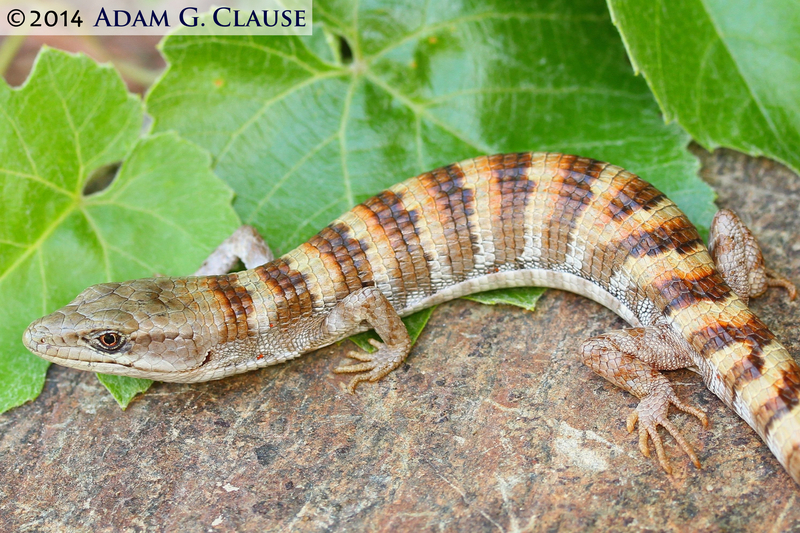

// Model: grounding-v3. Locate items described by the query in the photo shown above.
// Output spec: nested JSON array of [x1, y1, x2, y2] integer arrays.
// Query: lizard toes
[[345, 374, 370, 394], [334, 361, 378, 374], [660, 418, 701, 469], [631, 403, 701, 474], [335, 343, 407, 393], [669, 395, 709, 429], [634, 416, 672, 474], [345, 350, 375, 363], [627, 410, 639, 433], [368, 338, 384, 349], [344, 367, 393, 394], [636, 421, 650, 458], [765, 268, 797, 300]]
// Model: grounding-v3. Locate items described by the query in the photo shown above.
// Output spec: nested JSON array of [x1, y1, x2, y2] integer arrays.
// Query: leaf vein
[[697, 0, 792, 155], [0, 168, 74, 197], [80, 208, 112, 281], [366, 11, 608, 63], [215, 70, 346, 165], [0, 204, 75, 286], [246, 132, 339, 223], [338, 77, 358, 207], [365, 73, 492, 154]]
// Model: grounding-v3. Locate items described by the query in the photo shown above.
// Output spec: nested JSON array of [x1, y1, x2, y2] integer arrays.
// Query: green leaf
[[148, 1, 715, 241], [0, 48, 240, 412], [96, 374, 154, 409], [463, 287, 546, 313], [349, 306, 437, 354], [607, 0, 800, 175], [147, 0, 716, 340]]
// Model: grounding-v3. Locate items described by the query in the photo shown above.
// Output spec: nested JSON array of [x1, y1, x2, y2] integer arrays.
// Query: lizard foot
[[626, 383, 709, 474], [334, 339, 406, 393]]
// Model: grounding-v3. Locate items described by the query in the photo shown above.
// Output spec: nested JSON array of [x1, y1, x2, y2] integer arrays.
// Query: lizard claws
[[626, 385, 708, 474], [334, 339, 403, 393]]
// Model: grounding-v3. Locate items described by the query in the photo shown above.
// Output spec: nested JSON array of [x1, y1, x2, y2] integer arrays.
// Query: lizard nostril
[[22, 327, 34, 348], [22, 322, 48, 350]]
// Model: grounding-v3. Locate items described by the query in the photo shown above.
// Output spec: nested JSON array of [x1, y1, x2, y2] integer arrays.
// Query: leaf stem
[[112, 60, 162, 89], [0, 35, 26, 79]]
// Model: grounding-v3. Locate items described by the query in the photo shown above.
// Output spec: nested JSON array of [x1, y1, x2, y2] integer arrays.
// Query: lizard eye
[[96, 332, 123, 350]]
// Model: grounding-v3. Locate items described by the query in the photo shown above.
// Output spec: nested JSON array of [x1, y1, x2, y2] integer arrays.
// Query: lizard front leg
[[321, 286, 412, 393], [709, 209, 796, 303], [581, 324, 708, 474], [196, 228, 411, 392]]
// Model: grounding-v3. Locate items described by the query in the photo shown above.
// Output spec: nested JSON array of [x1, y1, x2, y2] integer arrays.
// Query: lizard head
[[23, 278, 221, 381]]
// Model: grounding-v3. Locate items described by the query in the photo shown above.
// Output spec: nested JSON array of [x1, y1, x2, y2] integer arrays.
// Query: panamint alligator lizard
[[23, 152, 800, 484]]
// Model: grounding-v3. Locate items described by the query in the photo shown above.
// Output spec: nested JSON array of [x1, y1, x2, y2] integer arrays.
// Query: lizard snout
[[23, 318, 50, 355]]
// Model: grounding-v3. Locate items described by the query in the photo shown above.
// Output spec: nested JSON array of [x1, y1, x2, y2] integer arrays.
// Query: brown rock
[[1, 146, 799, 531]]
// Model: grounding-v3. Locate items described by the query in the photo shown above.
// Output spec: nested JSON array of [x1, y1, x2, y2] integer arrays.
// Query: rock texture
[[1, 146, 799, 532]]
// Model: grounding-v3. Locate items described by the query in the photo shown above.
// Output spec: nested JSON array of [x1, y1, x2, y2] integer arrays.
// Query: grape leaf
[[463, 287, 546, 313], [607, 0, 800, 175], [148, 0, 716, 284], [147, 0, 716, 348], [146, 1, 718, 239], [96, 374, 154, 409], [0, 48, 240, 412]]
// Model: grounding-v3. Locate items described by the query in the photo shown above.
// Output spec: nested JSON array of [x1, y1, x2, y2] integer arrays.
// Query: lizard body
[[23, 152, 800, 484]]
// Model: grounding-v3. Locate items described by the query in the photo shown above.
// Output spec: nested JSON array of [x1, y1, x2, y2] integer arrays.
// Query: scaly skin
[[23, 153, 800, 484]]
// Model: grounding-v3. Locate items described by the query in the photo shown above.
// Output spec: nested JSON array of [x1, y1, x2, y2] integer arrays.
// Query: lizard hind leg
[[709, 209, 796, 303], [580, 325, 708, 475]]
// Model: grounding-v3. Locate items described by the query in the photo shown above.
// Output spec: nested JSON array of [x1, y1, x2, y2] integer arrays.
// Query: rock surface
[[1, 146, 799, 532]]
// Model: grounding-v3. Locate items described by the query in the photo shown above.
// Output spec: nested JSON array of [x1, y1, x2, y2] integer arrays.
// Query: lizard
[[22, 152, 800, 484]]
